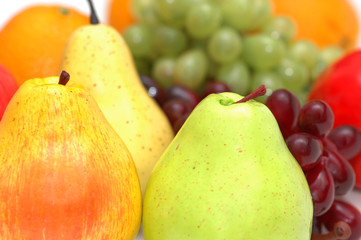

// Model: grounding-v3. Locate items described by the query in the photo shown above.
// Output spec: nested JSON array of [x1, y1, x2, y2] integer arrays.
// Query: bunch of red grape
[[265, 89, 361, 240], [140, 75, 230, 133]]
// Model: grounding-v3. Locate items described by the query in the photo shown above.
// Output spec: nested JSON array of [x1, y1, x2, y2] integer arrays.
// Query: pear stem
[[87, 0, 99, 24], [59, 70, 70, 86], [233, 85, 266, 104], [311, 221, 352, 240]]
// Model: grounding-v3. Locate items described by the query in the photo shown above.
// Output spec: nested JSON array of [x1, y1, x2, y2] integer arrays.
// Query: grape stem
[[311, 221, 352, 240], [59, 70, 70, 86], [233, 85, 266, 104], [87, 0, 99, 24]]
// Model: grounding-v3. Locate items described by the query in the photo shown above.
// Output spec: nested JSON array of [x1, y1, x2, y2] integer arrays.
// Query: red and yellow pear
[[0, 72, 142, 239]]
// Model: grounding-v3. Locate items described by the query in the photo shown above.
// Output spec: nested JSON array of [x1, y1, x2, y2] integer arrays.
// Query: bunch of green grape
[[122, 0, 344, 104]]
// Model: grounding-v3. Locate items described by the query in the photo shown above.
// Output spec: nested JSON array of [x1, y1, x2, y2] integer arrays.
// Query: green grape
[[251, 71, 284, 103], [243, 33, 286, 71], [192, 38, 218, 77], [216, 60, 251, 95], [295, 91, 308, 106], [123, 24, 154, 59], [288, 40, 320, 71], [311, 59, 327, 81], [153, 25, 187, 57], [134, 58, 151, 75], [276, 57, 309, 92], [207, 27, 243, 64], [320, 46, 344, 66], [190, 39, 208, 52], [152, 57, 176, 89], [173, 49, 208, 90], [185, 2, 222, 40], [220, 0, 272, 32], [155, 0, 207, 28], [131, 0, 160, 26], [262, 16, 296, 43]]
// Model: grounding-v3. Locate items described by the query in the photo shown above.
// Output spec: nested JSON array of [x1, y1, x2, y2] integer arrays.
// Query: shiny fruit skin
[[321, 200, 361, 240], [308, 50, 361, 188], [265, 89, 300, 138], [0, 64, 18, 120], [60, 24, 174, 195], [0, 5, 88, 85], [0, 77, 142, 239]]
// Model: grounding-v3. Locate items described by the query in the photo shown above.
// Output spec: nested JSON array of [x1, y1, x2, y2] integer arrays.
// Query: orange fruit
[[0, 5, 89, 85], [109, 0, 136, 33], [269, 0, 359, 52]]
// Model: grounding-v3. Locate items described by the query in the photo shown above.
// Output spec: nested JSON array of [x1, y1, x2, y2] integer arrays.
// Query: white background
[[1, 0, 361, 238]]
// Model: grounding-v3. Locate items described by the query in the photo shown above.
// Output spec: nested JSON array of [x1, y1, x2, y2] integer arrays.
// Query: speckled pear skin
[[0, 77, 142, 239], [143, 92, 313, 240], [60, 24, 174, 195]]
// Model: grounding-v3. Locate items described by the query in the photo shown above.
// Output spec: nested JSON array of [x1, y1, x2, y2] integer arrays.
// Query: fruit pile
[[266, 89, 361, 239], [123, 0, 344, 105], [1, 0, 361, 239]]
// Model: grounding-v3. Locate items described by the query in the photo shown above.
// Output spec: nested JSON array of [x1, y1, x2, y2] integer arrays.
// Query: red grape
[[312, 221, 352, 240], [165, 84, 200, 109], [201, 81, 231, 99], [322, 137, 339, 153], [321, 200, 361, 240], [305, 156, 335, 217], [140, 75, 166, 105], [322, 148, 355, 196], [265, 89, 301, 138], [162, 99, 193, 126], [298, 100, 334, 137], [328, 125, 361, 161], [173, 113, 191, 134], [312, 217, 323, 234], [265, 88, 360, 237], [286, 132, 323, 170]]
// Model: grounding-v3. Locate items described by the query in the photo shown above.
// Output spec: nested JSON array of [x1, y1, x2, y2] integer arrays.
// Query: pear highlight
[[60, 7, 174, 195], [0, 72, 142, 239], [143, 90, 313, 240]]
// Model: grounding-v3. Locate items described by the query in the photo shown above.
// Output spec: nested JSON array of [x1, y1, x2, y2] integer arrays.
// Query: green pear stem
[[87, 0, 99, 24], [311, 221, 352, 240], [233, 85, 266, 104], [59, 70, 70, 86]]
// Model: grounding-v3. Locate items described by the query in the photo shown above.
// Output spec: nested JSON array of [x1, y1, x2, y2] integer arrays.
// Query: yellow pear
[[60, 4, 174, 194], [0, 72, 142, 239]]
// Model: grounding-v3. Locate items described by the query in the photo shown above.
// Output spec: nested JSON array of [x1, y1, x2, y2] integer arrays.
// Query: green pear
[[0, 72, 142, 239], [60, 2, 174, 195], [143, 87, 313, 240]]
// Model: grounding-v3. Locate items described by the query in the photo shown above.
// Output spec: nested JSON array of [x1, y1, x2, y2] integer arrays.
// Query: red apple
[[0, 64, 18, 120], [308, 50, 361, 188]]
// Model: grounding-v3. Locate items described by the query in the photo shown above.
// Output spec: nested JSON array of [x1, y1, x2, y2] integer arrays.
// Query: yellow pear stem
[[87, 0, 100, 24], [311, 221, 352, 240], [233, 85, 266, 104], [59, 70, 70, 86]]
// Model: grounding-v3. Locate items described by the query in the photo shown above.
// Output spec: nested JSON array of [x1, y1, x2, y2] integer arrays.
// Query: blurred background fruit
[[269, 0, 359, 52], [119, 0, 350, 112], [108, 0, 136, 33], [0, 5, 88, 85], [308, 50, 361, 189]]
